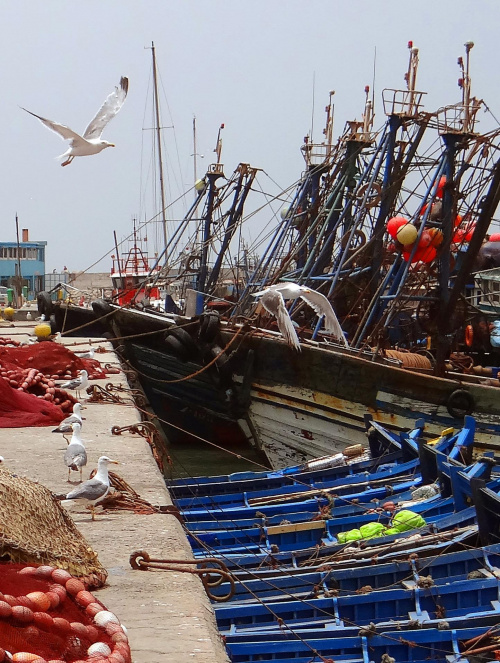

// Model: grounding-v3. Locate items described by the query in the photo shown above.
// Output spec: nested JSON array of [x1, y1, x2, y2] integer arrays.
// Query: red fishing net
[[0, 341, 110, 428], [0, 563, 131, 662]]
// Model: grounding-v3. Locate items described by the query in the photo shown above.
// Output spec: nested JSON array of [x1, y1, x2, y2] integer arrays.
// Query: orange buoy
[[465, 325, 474, 348], [436, 175, 447, 198], [428, 228, 444, 247]]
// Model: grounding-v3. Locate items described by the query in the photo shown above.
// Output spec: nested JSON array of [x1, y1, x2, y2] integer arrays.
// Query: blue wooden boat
[[167, 415, 422, 498], [187, 493, 454, 554], [171, 417, 474, 507], [161, 415, 500, 663], [187, 458, 498, 557], [183, 483, 419, 532], [210, 542, 500, 604], [224, 625, 495, 663], [216, 575, 500, 634]]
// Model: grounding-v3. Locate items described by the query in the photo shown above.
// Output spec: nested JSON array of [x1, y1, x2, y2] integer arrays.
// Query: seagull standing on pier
[[63, 422, 87, 483], [59, 369, 89, 400], [52, 402, 83, 434], [63, 456, 119, 520], [74, 347, 95, 359], [253, 283, 348, 350], [21, 76, 129, 166]]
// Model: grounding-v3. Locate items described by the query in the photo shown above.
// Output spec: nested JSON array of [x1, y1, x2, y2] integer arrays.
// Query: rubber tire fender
[[165, 326, 198, 356], [92, 298, 113, 317], [37, 291, 54, 317], [163, 334, 190, 361], [199, 312, 220, 344], [446, 389, 475, 419]]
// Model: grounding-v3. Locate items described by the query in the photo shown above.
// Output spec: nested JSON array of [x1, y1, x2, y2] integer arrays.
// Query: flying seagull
[[63, 456, 119, 520], [253, 282, 348, 350], [63, 422, 87, 482], [53, 402, 83, 434], [21, 76, 129, 166]]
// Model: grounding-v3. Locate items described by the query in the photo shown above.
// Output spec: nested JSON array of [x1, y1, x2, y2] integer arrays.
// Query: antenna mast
[[151, 42, 168, 254]]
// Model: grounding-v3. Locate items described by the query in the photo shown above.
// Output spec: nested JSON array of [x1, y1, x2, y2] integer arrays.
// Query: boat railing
[[382, 88, 425, 117], [435, 101, 482, 135], [300, 141, 337, 165]]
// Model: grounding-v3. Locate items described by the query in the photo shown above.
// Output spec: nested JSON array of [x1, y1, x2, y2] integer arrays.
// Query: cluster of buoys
[[386, 216, 438, 263], [385, 176, 487, 263]]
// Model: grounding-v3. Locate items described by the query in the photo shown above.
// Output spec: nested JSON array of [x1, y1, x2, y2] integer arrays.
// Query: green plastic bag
[[337, 528, 362, 544], [391, 510, 426, 532], [359, 522, 387, 539]]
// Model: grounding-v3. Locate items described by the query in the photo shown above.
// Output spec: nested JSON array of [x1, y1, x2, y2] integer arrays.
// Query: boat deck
[[0, 318, 229, 663]]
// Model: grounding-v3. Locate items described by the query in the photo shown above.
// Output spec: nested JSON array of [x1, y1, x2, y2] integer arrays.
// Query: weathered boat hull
[[98, 305, 500, 468]]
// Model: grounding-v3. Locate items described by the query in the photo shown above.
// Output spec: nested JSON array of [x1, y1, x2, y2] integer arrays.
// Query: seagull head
[[101, 140, 115, 148], [98, 456, 120, 466]]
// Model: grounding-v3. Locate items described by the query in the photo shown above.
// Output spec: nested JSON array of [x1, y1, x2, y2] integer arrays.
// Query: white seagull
[[253, 283, 348, 350], [59, 369, 89, 400], [74, 347, 95, 359], [52, 402, 83, 434], [63, 456, 119, 520], [63, 422, 87, 482], [22, 76, 129, 166]]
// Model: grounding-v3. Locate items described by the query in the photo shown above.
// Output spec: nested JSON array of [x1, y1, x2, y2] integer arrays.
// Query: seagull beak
[[110, 460, 120, 464], [110, 143, 116, 148]]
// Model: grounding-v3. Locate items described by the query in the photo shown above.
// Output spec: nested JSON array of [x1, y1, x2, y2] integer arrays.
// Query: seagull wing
[[64, 444, 87, 468], [60, 377, 81, 390], [66, 478, 107, 501], [83, 76, 129, 140], [21, 107, 84, 144], [260, 290, 301, 351], [299, 288, 348, 346]]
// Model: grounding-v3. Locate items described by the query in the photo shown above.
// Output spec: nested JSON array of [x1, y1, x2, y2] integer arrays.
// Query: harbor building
[[0, 228, 46, 300]]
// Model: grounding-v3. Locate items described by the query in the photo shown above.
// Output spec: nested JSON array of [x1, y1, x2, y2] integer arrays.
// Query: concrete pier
[[0, 320, 229, 663]]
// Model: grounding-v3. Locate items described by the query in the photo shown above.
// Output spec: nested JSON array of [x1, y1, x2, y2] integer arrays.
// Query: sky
[[1, 0, 499, 274]]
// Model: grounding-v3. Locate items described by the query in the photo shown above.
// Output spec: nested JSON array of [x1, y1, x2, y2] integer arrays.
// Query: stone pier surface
[[0, 320, 230, 663]]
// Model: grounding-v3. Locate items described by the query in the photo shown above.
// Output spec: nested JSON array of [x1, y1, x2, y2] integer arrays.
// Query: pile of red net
[[0, 562, 131, 662], [0, 341, 109, 428]]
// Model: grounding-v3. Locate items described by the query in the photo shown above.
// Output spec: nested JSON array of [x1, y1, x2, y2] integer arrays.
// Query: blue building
[[0, 229, 46, 297]]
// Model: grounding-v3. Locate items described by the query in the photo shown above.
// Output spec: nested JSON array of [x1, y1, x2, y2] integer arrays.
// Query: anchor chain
[[129, 551, 235, 602], [104, 382, 147, 407], [111, 422, 164, 472], [86, 384, 125, 404]]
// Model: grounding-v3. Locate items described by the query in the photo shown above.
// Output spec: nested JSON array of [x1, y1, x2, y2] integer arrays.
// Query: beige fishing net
[[0, 465, 107, 588]]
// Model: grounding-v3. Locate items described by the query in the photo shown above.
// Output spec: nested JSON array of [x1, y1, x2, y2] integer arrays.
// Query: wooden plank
[[267, 520, 326, 535]]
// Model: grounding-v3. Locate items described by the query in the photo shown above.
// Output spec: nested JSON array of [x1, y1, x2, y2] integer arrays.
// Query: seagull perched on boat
[[63, 456, 119, 520], [253, 283, 348, 350], [21, 76, 129, 166], [52, 402, 83, 434], [63, 422, 87, 482], [59, 369, 89, 400]]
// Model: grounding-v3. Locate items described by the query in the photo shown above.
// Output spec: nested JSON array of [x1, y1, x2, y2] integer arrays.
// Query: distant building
[[0, 229, 46, 298]]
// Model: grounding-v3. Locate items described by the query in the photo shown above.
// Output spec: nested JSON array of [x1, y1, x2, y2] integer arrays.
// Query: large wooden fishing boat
[[55, 43, 500, 468]]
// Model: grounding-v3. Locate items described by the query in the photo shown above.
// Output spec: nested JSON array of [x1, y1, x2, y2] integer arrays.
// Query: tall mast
[[151, 42, 168, 254], [193, 115, 198, 185]]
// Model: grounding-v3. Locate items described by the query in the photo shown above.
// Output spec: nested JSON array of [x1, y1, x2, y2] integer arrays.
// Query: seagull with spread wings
[[21, 76, 129, 166], [253, 282, 348, 350]]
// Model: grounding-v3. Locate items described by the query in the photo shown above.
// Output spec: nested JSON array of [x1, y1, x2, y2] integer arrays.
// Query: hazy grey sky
[[1, 0, 498, 272]]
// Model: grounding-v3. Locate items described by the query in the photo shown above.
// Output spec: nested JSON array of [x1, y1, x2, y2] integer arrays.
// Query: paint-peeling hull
[[99, 306, 500, 469]]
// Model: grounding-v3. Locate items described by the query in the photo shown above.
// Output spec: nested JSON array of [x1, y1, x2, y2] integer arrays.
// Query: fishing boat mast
[[150, 41, 169, 254]]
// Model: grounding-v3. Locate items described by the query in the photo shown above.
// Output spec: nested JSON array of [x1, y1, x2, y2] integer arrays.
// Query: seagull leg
[[90, 504, 96, 521], [79, 467, 83, 483], [67, 467, 71, 482], [61, 156, 74, 167]]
